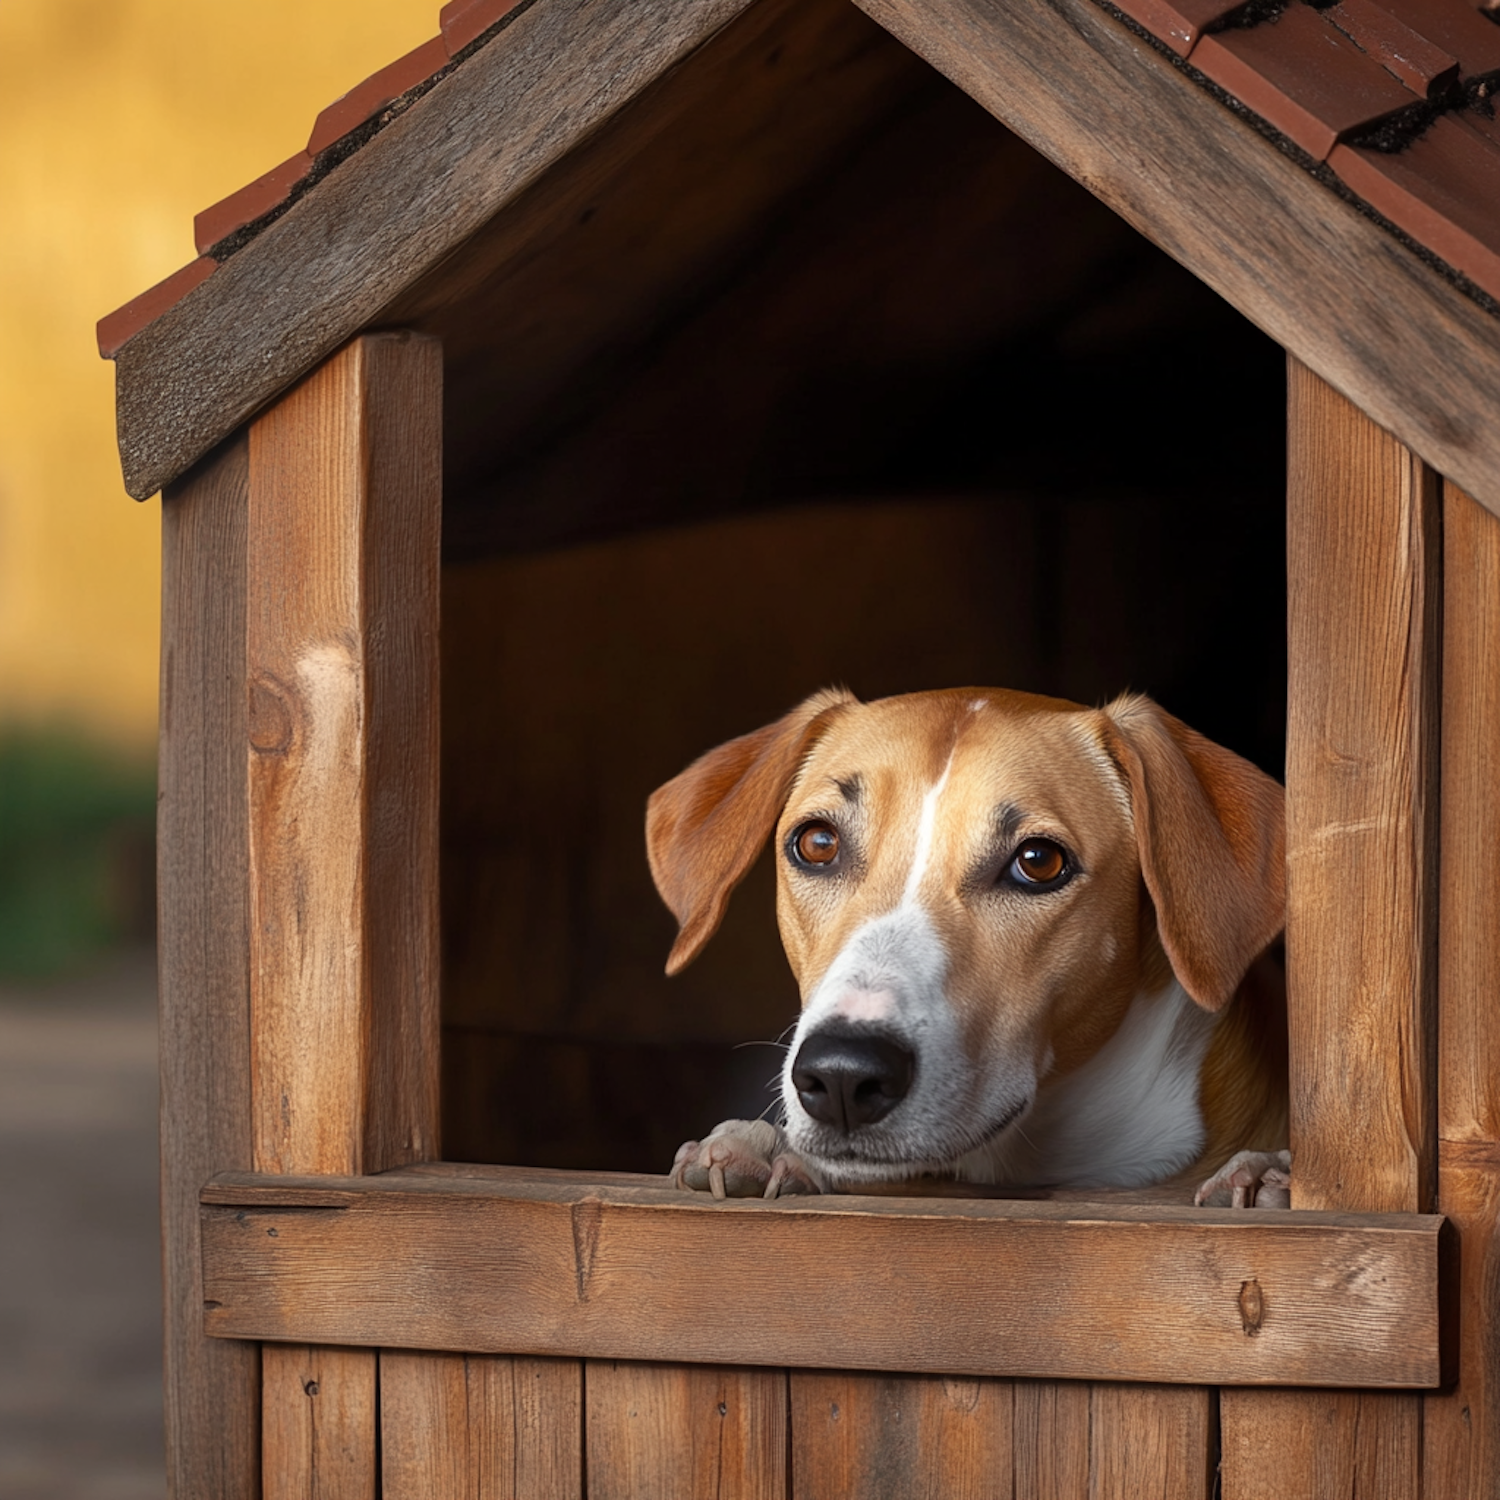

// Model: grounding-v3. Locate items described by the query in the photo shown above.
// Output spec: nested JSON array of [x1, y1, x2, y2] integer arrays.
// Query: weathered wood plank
[[158, 434, 260, 1500], [112, 0, 763, 498], [246, 331, 441, 1177], [247, 332, 442, 1500], [1221, 1389, 1421, 1499], [198, 1167, 1443, 1388], [381, 1350, 583, 1499], [263, 1345, 377, 1500], [1088, 1384, 1213, 1500], [1220, 361, 1440, 1497], [586, 1361, 785, 1500], [1283, 356, 1440, 1217], [847, 0, 1500, 521], [1423, 482, 1500, 1497], [1013, 1380, 1089, 1499], [1437, 483, 1500, 1149], [789, 1371, 1014, 1499]]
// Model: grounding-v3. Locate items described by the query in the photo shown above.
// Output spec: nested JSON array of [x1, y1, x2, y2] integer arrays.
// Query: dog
[[648, 687, 1291, 1208]]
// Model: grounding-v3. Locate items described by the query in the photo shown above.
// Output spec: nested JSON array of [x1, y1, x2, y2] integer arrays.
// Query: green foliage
[[0, 726, 156, 979]]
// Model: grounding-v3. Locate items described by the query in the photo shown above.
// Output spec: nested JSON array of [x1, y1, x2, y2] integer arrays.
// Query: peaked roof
[[102, 0, 1500, 513]]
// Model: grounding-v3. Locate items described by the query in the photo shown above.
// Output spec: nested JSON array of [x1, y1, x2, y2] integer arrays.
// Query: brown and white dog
[[648, 687, 1292, 1207]]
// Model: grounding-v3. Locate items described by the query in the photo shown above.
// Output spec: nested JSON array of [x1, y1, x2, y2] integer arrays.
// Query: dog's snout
[[791, 1030, 915, 1134]]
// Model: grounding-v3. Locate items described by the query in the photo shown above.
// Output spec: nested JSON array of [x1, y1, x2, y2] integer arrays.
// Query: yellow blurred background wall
[[0, 0, 435, 749]]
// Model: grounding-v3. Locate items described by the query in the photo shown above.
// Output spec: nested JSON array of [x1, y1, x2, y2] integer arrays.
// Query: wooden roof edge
[[112, 0, 1500, 517], [111, 0, 760, 500]]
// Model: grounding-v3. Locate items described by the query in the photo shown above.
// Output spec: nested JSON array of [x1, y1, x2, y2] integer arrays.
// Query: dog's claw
[[1195, 1149, 1293, 1209], [670, 1119, 820, 1199]]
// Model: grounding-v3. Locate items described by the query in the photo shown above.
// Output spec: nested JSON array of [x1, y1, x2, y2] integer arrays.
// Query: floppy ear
[[1101, 693, 1285, 1012], [647, 687, 855, 975]]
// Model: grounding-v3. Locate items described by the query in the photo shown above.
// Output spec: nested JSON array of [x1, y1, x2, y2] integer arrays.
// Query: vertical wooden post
[[159, 435, 260, 1500], [1221, 359, 1440, 1498], [1423, 480, 1500, 1498], [246, 331, 443, 1500]]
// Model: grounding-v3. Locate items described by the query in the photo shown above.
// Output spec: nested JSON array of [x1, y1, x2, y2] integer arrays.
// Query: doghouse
[[100, 0, 1500, 1491]]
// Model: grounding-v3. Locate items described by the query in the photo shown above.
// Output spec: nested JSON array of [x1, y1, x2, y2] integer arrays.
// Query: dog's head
[[647, 687, 1284, 1183]]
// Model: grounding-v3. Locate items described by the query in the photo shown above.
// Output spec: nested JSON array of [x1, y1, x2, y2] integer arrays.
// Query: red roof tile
[[440, 0, 527, 55], [1108, 0, 1243, 55], [1330, 113, 1500, 294], [1325, 0, 1460, 96], [306, 36, 450, 156], [1193, 3, 1425, 159], [96, 258, 216, 359], [194, 152, 313, 255], [1367, 0, 1500, 83]]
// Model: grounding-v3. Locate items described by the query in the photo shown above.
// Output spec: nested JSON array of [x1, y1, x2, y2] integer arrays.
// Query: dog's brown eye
[[1011, 838, 1067, 887], [791, 821, 840, 868]]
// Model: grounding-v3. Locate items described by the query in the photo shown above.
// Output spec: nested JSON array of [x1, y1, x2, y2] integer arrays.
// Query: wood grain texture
[[1012, 1380, 1090, 1499], [787, 1376, 1209, 1498], [1283, 357, 1440, 1218], [1437, 483, 1500, 1147], [790, 1371, 1015, 1499], [199, 1167, 1443, 1387], [246, 332, 441, 1177], [263, 1345, 377, 1500], [846, 0, 1500, 521], [1221, 1389, 1421, 1500], [158, 435, 260, 1500], [1424, 482, 1500, 1497], [1087, 1384, 1214, 1500], [1424, 1147, 1500, 1498], [380, 1350, 582, 1499], [1220, 361, 1440, 1497], [586, 1361, 786, 1500], [112, 0, 762, 498]]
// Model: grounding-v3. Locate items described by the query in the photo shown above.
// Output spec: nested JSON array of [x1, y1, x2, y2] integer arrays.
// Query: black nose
[[791, 1029, 915, 1133]]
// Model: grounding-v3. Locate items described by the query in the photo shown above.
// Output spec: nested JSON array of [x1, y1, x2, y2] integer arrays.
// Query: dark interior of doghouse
[[393, 0, 1287, 1172]]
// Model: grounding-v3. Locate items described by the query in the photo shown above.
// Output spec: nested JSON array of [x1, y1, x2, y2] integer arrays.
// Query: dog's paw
[[1194, 1149, 1292, 1209], [671, 1119, 821, 1200]]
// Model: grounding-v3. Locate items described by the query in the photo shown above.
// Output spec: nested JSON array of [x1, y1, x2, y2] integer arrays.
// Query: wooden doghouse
[[101, 0, 1500, 1491]]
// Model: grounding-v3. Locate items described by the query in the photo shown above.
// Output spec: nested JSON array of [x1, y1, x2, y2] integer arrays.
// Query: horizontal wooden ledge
[[201, 1163, 1446, 1389]]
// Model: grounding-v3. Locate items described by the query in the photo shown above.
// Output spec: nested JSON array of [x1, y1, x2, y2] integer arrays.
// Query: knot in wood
[[248, 674, 296, 754], [1238, 1277, 1264, 1336]]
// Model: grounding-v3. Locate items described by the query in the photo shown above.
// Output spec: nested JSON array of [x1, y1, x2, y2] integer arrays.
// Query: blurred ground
[[0, 948, 163, 1500]]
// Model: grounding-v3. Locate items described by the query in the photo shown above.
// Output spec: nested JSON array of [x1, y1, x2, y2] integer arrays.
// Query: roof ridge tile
[[96, 258, 216, 360], [441, 0, 528, 55], [307, 35, 451, 156], [194, 153, 314, 257]]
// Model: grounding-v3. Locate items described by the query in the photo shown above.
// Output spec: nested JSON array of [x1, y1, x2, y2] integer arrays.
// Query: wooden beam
[[1424, 483, 1500, 1498], [1282, 357, 1441, 1218], [1221, 360, 1441, 1497], [159, 436, 260, 1500], [246, 331, 443, 1500], [198, 1166, 1445, 1389], [846, 0, 1500, 522], [246, 332, 442, 1178]]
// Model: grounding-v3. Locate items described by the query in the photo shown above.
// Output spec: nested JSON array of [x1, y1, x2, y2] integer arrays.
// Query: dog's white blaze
[[832, 989, 896, 1021], [901, 753, 955, 907]]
